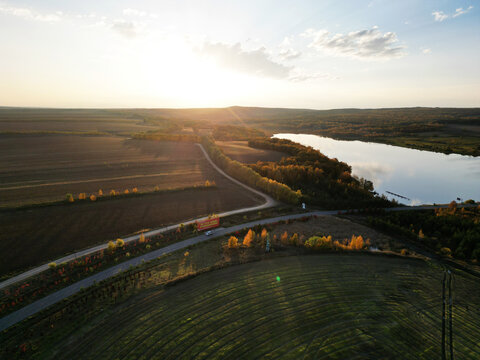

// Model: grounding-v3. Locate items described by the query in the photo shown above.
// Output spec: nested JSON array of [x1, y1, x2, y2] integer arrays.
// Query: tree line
[[248, 138, 391, 209], [201, 137, 301, 204]]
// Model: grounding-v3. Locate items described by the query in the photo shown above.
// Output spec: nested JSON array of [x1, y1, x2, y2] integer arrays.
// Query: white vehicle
[[205, 230, 213, 236]]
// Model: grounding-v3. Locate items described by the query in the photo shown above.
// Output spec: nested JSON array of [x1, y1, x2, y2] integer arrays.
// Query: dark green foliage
[[248, 138, 392, 209], [368, 207, 480, 261]]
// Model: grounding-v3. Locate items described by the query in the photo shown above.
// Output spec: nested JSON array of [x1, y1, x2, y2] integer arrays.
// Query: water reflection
[[273, 134, 480, 205]]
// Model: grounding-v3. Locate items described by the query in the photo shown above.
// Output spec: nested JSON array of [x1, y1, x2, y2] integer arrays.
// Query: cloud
[[422, 48, 432, 54], [453, 6, 473, 17], [279, 48, 302, 60], [111, 19, 139, 38], [433, 6, 473, 21], [302, 26, 405, 60], [198, 42, 293, 79], [0, 4, 62, 22], [122, 8, 158, 18], [432, 10, 449, 22]]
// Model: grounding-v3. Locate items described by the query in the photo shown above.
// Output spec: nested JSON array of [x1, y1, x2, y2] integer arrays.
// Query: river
[[273, 134, 480, 206]]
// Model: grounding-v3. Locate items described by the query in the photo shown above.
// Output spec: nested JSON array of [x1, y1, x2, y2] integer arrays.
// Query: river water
[[273, 134, 480, 206]]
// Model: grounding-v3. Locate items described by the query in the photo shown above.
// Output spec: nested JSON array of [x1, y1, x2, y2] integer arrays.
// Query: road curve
[[0, 143, 277, 290], [0, 203, 477, 331]]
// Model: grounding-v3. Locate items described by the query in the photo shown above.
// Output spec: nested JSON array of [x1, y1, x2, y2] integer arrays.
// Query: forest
[[368, 202, 480, 261], [247, 138, 392, 209]]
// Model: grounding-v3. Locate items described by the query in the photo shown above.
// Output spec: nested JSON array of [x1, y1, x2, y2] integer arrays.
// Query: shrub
[[184, 251, 190, 257], [116, 238, 124, 247], [107, 241, 116, 252], [90, 194, 97, 201], [305, 235, 333, 250], [98, 189, 103, 196], [124, 189, 129, 195], [154, 186, 160, 191], [48, 262, 57, 269], [400, 249, 408, 256], [139, 233, 146, 244], [132, 187, 138, 193], [146, 244, 151, 250], [280, 231, 288, 245], [334, 235, 368, 250], [66, 193, 74, 203], [110, 189, 116, 196], [228, 236, 239, 249], [418, 229, 425, 239], [78, 193, 86, 200]]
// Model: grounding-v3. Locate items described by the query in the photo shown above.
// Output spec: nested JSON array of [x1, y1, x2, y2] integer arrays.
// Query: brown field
[[216, 140, 286, 163], [0, 181, 263, 277], [0, 136, 211, 207], [0, 108, 158, 133]]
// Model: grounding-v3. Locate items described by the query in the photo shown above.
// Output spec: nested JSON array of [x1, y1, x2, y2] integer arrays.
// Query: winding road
[[0, 143, 277, 291], [0, 141, 476, 332]]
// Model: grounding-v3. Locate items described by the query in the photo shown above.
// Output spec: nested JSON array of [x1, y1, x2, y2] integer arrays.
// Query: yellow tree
[[228, 236, 239, 249], [243, 229, 254, 247]]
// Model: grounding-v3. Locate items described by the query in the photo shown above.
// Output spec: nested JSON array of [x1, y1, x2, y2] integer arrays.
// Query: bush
[[90, 194, 97, 201], [107, 241, 116, 252], [116, 238, 124, 247], [228, 236, 239, 249], [66, 193, 74, 203], [304, 235, 333, 250], [48, 262, 57, 269]]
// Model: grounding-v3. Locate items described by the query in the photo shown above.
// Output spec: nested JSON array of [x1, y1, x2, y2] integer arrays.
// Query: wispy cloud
[[433, 6, 473, 22], [422, 48, 432, 54], [302, 26, 405, 60], [0, 4, 62, 22], [198, 41, 293, 79]]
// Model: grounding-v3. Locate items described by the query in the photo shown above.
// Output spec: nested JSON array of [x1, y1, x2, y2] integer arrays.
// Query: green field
[[40, 255, 480, 359]]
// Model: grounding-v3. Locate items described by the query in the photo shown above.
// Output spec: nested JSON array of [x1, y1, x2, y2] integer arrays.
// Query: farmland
[[0, 136, 213, 207], [0, 133, 266, 277], [14, 255, 480, 359], [0, 108, 159, 134], [216, 141, 286, 163], [0, 175, 263, 277]]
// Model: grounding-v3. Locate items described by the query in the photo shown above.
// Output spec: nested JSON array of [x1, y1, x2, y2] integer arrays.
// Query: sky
[[0, 0, 479, 109]]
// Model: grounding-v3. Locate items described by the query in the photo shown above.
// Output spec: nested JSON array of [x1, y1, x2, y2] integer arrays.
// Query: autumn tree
[[243, 229, 255, 247], [107, 241, 116, 252], [280, 231, 289, 245], [228, 236, 239, 249]]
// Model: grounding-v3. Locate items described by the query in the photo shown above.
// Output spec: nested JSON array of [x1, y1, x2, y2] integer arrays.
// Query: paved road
[[0, 143, 277, 291], [1, 203, 477, 332]]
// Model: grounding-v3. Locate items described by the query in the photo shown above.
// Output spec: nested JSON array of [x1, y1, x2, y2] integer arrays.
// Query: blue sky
[[0, 0, 478, 108]]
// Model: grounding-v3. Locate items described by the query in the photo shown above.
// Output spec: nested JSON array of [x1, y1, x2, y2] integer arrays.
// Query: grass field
[[216, 141, 286, 163], [0, 136, 212, 207], [35, 255, 480, 359]]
